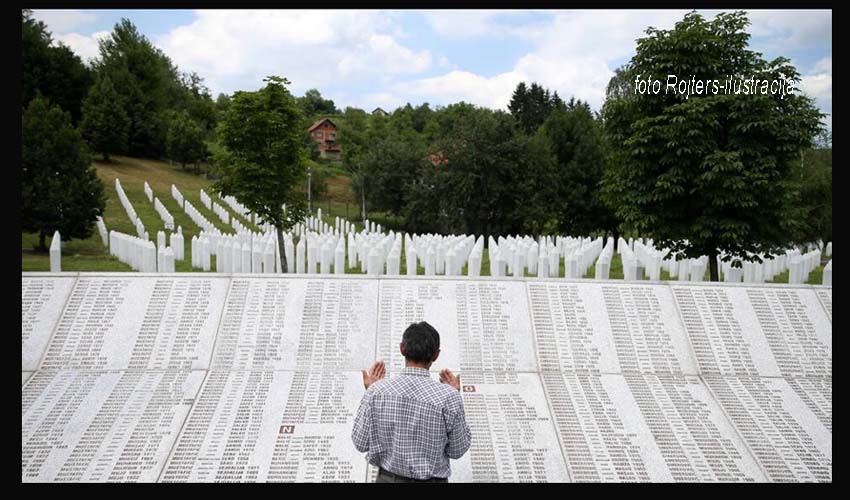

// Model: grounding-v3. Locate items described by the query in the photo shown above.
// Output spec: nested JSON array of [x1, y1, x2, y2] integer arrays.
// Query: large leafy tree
[[92, 19, 183, 158], [213, 76, 307, 271], [298, 88, 339, 118], [602, 11, 823, 280], [337, 107, 370, 220], [80, 74, 130, 161], [22, 10, 93, 124], [22, 96, 106, 251], [541, 98, 620, 239], [167, 111, 209, 170]]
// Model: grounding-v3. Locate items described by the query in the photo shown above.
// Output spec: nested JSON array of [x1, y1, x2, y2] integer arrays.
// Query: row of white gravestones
[[192, 230, 281, 274], [825, 241, 832, 257], [95, 216, 108, 248], [406, 233, 475, 277], [109, 230, 157, 272], [211, 201, 230, 225], [49, 231, 61, 272], [184, 201, 217, 233], [823, 259, 832, 286], [153, 197, 175, 230], [143, 181, 153, 202], [219, 193, 251, 220], [114, 179, 145, 239], [199, 189, 212, 210], [171, 184, 185, 209], [788, 248, 822, 284]]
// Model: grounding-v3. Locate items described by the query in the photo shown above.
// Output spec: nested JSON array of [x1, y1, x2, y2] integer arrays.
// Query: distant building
[[308, 118, 341, 160], [372, 107, 388, 117]]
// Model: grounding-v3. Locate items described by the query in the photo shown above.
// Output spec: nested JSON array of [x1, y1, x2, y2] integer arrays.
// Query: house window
[[328, 133, 335, 141]]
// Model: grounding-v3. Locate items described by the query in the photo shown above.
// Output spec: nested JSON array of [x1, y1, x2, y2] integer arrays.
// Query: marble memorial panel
[[528, 282, 696, 374], [21, 370, 204, 482], [160, 370, 366, 482], [22, 276, 76, 371], [541, 372, 765, 482], [376, 280, 536, 372], [703, 375, 831, 482], [39, 276, 229, 370], [815, 288, 831, 321], [673, 286, 831, 377], [210, 278, 377, 370]]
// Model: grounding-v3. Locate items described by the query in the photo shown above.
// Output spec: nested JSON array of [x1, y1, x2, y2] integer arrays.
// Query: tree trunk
[[277, 226, 287, 273], [360, 176, 367, 222], [38, 230, 48, 252], [612, 228, 620, 251], [103, 152, 110, 162], [709, 250, 719, 282]]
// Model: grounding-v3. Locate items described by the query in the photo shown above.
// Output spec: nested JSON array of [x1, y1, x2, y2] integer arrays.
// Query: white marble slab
[[376, 281, 536, 373], [22, 372, 33, 385], [673, 286, 831, 378], [160, 371, 366, 482], [815, 288, 831, 321], [541, 372, 766, 482], [528, 282, 696, 374], [21, 370, 204, 482], [704, 376, 832, 482], [210, 278, 378, 371], [39, 276, 229, 371], [22, 276, 76, 371]]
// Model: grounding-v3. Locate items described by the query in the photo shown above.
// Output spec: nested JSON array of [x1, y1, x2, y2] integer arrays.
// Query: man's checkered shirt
[[351, 367, 472, 480]]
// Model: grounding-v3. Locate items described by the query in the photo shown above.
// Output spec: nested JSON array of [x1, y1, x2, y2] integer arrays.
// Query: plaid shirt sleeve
[[351, 389, 372, 453], [444, 393, 472, 459]]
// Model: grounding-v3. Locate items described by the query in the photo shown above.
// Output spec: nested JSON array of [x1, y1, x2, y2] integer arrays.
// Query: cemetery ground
[[21, 155, 828, 283]]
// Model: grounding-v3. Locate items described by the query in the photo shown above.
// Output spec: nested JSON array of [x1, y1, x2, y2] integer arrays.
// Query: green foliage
[[602, 11, 824, 280], [792, 138, 832, 245], [80, 74, 130, 161], [298, 88, 339, 118], [22, 10, 93, 124], [508, 82, 566, 134], [213, 75, 307, 257], [540, 99, 620, 237], [88, 18, 216, 160], [167, 111, 209, 169], [22, 96, 106, 251]]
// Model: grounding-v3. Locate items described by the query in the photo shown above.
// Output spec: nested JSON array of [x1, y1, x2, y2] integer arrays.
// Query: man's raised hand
[[362, 360, 386, 389], [439, 369, 461, 391]]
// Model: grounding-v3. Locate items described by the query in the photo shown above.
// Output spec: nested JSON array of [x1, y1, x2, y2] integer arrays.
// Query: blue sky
[[32, 9, 832, 129]]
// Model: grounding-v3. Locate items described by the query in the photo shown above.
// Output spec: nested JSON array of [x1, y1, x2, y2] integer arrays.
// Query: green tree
[[792, 129, 832, 245], [167, 111, 209, 170], [22, 10, 93, 124], [602, 11, 824, 280], [22, 96, 106, 251], [337, 107, 370, 220], [213, 76, 307, 271], [541, 98, 619, 239], [298, 88, 339, 118], [508, 82, 563, 134], [80, 74, 130, 161], [93, 19, 182, 158]]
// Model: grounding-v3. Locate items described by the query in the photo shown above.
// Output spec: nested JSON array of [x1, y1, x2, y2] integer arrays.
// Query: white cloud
[[32, 10, 97, 34], [154, 10, 432, 97], [747, 10, 831, 48], [53, 30, 109, 64]]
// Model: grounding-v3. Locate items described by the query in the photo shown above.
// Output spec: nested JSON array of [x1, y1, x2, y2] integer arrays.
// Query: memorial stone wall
[[21, 272, 832, 482]]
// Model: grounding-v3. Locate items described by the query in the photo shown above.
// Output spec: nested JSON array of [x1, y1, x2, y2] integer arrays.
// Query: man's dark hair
[[401, 321, 440, 363]]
